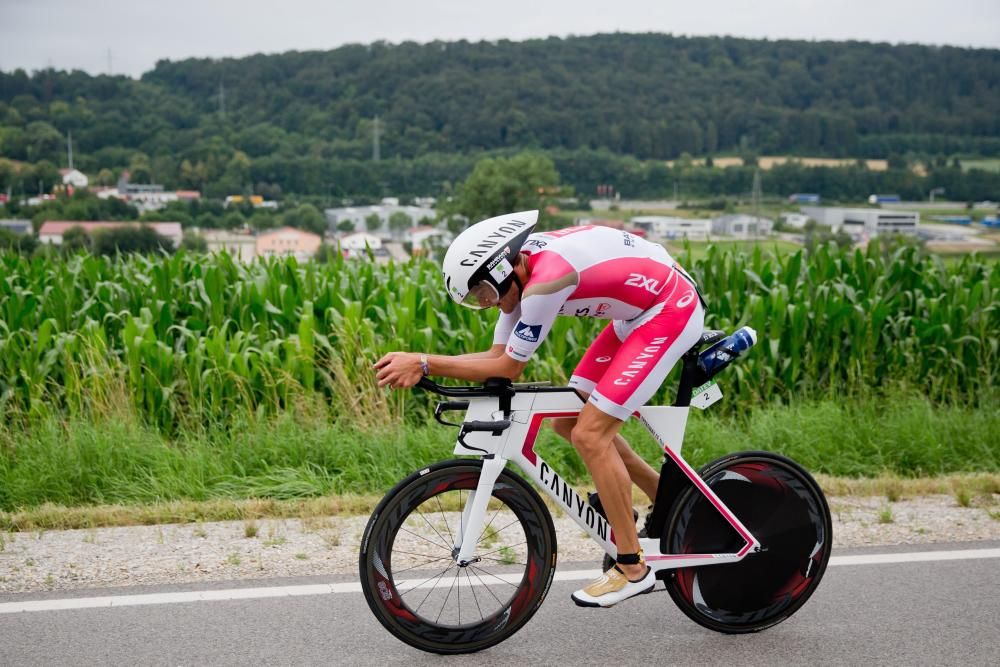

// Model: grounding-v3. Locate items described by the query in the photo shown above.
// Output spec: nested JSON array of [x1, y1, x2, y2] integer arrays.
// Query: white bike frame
[[449, 389, 761, 574]]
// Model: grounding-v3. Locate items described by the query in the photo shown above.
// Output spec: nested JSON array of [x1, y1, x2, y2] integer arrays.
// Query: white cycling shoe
[[571, 563, 656, 608]]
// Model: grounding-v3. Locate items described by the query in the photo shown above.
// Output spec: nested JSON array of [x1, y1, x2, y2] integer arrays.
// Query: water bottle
[[699, 326, 758, 377]]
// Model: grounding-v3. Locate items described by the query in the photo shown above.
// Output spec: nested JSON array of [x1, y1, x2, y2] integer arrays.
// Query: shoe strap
[[616, 549, 644, 566]]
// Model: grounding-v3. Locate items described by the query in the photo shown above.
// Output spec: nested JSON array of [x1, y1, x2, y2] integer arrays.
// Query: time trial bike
[[360, 329, 832, 654]]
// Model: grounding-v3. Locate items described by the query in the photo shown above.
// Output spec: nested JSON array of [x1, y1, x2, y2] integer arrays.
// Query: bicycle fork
[[453, 456, 507, 565]]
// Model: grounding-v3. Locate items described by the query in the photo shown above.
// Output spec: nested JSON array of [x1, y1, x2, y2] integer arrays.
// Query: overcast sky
[[1, 0, 998, 77]]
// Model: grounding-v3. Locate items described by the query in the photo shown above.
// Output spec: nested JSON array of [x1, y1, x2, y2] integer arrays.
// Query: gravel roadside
[[1, 494, 997, 594]]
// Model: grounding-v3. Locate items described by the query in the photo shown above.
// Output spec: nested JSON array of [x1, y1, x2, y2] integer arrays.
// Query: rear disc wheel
[[664, 452, 832, 633]]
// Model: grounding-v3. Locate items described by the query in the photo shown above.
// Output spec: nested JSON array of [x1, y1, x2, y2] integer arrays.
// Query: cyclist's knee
[[551, 417, 577, 439], [570, 421, 612, 460]]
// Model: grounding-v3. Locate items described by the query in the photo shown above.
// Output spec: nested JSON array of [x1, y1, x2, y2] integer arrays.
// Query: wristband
[[419, 354, 430, 377]]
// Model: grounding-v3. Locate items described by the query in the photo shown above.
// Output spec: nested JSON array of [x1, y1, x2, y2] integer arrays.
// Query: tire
[[663, 451, 832, 634], [360, 459, 557, 654]]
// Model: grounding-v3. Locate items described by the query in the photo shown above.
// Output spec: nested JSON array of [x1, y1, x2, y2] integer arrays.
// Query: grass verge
[[1, 391, 996, 529], [1, 473, 996, 532]]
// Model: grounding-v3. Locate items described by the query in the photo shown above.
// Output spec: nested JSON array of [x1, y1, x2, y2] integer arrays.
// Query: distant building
[[780, 213, 812, 229], [200, 229, 257, 262], [59, 169, 89, 189], [256, 227, 322, 261], [225, 195, 277, 209], [0, 219, 32, 235], [405, 226, 451, 252], [631, 216, 712, 240], [338, 232, 388, 260], [711, 214, 774, 238], [128, 190, 178, 213], [38, 221, 183, 247], [324, 204, 436, 237], [788, 193, 820, 204], [801, 207, 919, 237], [109, 172, 200, 212], [573, 218, 647, 237]]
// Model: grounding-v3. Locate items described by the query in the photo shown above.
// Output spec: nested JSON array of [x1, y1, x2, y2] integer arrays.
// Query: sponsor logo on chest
[[625, 273, 667, 295]]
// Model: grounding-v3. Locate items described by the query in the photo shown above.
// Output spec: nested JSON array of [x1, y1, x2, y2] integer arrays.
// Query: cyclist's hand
[[373, 352, 423, 389]]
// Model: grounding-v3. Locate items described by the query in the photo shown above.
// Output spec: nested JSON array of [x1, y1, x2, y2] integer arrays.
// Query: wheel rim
[[670, 459, 829, 626], [366, 467, 551, 648]]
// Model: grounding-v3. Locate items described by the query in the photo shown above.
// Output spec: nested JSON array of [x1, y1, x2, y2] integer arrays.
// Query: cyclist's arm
[[425, 351, 527, 382], [449, 344, 507, 361], [373, 345, 520, 388]]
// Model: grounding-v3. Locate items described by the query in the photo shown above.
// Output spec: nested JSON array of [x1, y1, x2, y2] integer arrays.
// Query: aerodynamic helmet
[[442, 210, 538, 309]]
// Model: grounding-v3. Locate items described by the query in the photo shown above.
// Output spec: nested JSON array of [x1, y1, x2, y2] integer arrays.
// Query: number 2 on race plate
[[690, 381, 722, 410]]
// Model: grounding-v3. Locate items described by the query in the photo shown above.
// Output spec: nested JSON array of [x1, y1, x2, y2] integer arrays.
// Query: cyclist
[[374, 209, 705, 607]]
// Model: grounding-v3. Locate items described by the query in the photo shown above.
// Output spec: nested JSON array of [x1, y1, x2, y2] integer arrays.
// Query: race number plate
[[690, 381, 722, 410]]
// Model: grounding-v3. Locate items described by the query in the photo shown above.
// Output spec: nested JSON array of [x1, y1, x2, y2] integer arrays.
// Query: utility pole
[[67, 130, 74, 170], [218, 80, 226, 119], [751, 168, 762, 235], [372, 116, 381, 161]]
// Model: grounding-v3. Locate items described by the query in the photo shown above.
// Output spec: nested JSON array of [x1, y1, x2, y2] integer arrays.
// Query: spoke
[[434, 494, 456, 547], [392, 555, 455, 575], [456, 565, 461, 626], [469, 564, 519, 589], [478, 517, 521, 545], [475, 506, 504, 545], [416, 507, 453, 551], [465, 568, 484, 622], [392, 548, 448, 560], [399, 526, 450, 552], [478, 555, 527, 566], [413, 564, 456, 615], [435, 566, 460, 624], [399, 562, 454, 598], [475, 541, 527, 561], [469, 565, 506, 606]]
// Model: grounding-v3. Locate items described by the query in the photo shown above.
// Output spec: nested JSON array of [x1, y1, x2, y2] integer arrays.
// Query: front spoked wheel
[[664, 451, 832, 633], [360, 460, 557, 654]]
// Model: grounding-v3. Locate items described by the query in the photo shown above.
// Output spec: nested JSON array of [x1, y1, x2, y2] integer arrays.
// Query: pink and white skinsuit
[[493, 225, 705, 421]]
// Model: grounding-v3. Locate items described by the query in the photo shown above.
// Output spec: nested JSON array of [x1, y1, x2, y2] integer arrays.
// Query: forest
[[1, 33, 998, 199]]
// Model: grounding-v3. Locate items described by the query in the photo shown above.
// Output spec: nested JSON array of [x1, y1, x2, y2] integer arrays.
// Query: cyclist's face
[[498, 280, 521, 314]]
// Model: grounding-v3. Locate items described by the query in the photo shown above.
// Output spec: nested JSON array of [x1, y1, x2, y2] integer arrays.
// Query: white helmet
[[442, 210, 538, 309]]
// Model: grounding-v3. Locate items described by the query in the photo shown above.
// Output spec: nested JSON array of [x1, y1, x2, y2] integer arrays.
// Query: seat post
[[673, 352, 707, 407]]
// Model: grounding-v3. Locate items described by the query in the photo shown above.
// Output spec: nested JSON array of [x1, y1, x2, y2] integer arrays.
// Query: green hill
[[1, 33, 998, 197]]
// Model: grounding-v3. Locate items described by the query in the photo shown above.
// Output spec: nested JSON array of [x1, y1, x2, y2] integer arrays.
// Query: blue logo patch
[[513, 322, 542, 343]]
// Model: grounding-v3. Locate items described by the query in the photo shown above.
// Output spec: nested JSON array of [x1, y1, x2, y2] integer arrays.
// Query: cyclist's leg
[[552, 403, 658, 501], [559, 323, 658, 500], [569, 403, 657, 607], [581, 294, 704, 552]]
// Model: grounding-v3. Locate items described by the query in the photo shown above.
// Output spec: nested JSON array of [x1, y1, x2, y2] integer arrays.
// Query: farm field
[[961, 158, 1000, 173], [1, 243, 997, 518], [667, 156, 891, 170]]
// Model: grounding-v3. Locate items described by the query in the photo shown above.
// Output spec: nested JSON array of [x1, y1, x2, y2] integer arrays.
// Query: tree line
[[1, 34, 998, 192]]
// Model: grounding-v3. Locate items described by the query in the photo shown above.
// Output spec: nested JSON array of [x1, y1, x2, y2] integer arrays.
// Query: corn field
[[0, 244, 997, 431]]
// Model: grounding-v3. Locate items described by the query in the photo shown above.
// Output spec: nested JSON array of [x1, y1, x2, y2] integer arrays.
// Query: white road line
[[1, 547, 997, 615]]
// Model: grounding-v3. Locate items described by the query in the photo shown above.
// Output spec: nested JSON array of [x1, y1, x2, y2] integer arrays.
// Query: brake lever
[[434, 400, 469, 427]]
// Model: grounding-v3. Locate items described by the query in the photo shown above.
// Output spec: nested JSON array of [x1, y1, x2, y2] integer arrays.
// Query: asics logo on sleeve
[[514, 322, 542, 343]]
